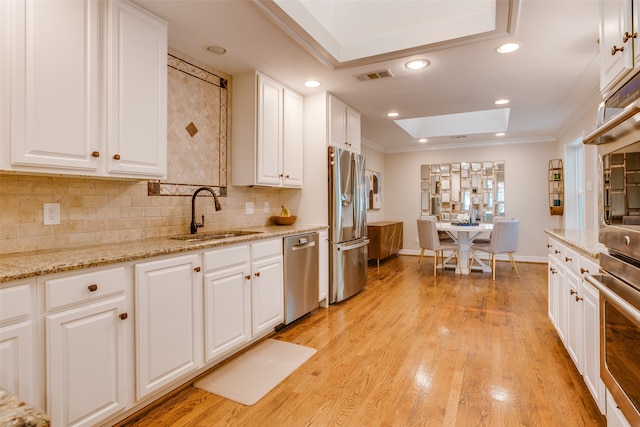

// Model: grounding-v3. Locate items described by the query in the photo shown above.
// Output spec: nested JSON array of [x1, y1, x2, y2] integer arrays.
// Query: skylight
[[394, 108, 510, 138]]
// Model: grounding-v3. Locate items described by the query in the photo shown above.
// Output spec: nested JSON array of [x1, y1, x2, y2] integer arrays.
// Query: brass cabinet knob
[[554, 250, 561, 254], [119, 313, 128, 320], [113, 154, 121, 160], [194, 266, 201, 272], [245, 275, 251, 280], [255, 272, 261, 277], [88, 284, 98, 292], [575, 296, 583, 302], [580, 267, 589, 274], [624, 31, 637, 42], [91, 151, 100, 158], [565, 256, 572, 262], [549, 268, 557, 274], [611, 45, 624, 55], [570, 289, 577, 295]]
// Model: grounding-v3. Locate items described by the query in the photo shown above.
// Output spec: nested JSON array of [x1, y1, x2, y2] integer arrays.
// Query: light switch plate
[[245, 202, 254, 214]]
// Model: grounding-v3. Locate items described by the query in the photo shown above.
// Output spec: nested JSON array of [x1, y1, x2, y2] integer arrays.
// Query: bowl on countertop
[[271, 215, 297, 225]]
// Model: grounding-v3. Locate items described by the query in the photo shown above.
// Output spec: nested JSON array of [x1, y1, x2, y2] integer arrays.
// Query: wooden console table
[[367, 221, 403, 267]]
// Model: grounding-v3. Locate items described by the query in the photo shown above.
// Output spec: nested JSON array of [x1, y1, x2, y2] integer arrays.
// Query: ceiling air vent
[[354, 69, 394, 82]]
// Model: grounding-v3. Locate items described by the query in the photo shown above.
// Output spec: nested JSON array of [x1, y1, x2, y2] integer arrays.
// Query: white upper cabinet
[[329, 95, 361, 153], [107, 0, 167, 178], [1, 0, 167, 179], [600, 0, 638, 94], [6, 0, 101, 173], [232, 71, 303, 188]]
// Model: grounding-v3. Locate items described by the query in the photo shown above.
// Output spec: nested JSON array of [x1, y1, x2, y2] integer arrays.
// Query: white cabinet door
[[600, 0, 634, 93], [256, 73, 283, 186], [251, 255, 284, 336], [107, 0, 167, 178], [0, 281, 36, 407], [581, 279, 606, 414], [329, 95, 348, 149], [46, 296, 128, 427], [203, 263, 251, 363], [282, 88, 303, 188], [346, 106, 361, 153], [135, 254, 200, 400], [318, 229, 328, 304], [547, 256, 559, 328], [8, 0, 100, 172], [565, 269, 582, 372], [556, 264, 567, 344]]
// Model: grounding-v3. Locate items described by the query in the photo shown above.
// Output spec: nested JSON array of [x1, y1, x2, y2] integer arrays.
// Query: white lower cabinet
[[318, 229, 328, 304], [251, 239, 284, 336], [43, 266, 131, 427], [203, 244, 251, 363], [607, 391, 633, 427], [134, 254, 201, 400], [547, 236, 606, 415], [0, 280, 38, 408]]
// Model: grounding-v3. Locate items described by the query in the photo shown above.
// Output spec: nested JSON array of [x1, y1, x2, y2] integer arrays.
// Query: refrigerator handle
[[336, 238, 370, 251]]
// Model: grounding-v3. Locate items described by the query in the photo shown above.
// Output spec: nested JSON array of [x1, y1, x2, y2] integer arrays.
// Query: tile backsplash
[[0, 173, 283, 254]]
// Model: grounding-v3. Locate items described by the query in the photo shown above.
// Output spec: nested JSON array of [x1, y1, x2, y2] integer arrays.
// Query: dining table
[[436, 222, 493, 274]]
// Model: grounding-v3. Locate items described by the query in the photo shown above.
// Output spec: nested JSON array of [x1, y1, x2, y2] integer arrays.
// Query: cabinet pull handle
[[580, 267, 589, 274], [570, 289, 577, 295], [194, 266, 201, 272], [611, 45, 624, 55], [565, 256, 572, 262], [88, 284, 98, 292], [113, 154, 121, 160], [285, 174, 290, 178], [624, 31, 637, 42], [554, 250, 560, 254], [119, 313, 128, 320], [245, 275, 251, 280], [547, 244, 552, 248], [255, 272, 261, 277], [279, 173, 284, 177], [575, 295, 583, 302], [91, 151, 100, 158], [550, 268, 556, 274]]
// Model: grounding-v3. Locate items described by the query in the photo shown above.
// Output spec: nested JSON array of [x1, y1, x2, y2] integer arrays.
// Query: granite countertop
[[544, 228, 607, 259], [0, 224, 327, 283], [0, 389, 50, 427]]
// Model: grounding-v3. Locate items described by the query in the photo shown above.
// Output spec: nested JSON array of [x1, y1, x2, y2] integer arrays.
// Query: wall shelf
[[549, 159, 564, 216]]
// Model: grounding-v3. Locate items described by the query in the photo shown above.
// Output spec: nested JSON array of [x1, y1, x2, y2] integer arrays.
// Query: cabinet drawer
[[45, 267, 126, 311], [562, 246, 580, 274], [204, 244, 250, 271], [252, 238, 283, 260], [549, 238, 563, 259], [0, 283, 32, 323], [579, 255, 599, 277]]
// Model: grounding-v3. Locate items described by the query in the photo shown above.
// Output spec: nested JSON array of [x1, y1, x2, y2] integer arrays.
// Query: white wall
[[383, 141, 562, 262], [361, 141, 385, 224]]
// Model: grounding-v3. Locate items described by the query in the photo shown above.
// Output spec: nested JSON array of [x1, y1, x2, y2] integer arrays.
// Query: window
[[565, 138, 584, 229]]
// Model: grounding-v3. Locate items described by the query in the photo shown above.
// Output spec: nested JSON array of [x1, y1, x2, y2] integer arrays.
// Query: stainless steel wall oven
[[585, 71, 640, 426]]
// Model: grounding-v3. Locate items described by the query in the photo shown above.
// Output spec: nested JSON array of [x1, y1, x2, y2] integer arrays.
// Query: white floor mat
[[193, 338, 316, 405]]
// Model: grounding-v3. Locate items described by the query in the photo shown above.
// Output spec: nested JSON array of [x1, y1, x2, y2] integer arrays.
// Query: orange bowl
[[271, 215, 297, 225]]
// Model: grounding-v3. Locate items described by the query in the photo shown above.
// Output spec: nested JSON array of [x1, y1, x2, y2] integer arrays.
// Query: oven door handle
[[586, 275, 640, 323], [584, 99, 640, 145]]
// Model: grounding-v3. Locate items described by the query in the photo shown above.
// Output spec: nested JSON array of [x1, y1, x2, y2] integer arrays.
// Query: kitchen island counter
[[1, 224, 327, 283]]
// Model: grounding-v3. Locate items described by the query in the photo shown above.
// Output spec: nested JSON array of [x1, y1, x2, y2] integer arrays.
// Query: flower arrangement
[[456, 213, 470, 224]]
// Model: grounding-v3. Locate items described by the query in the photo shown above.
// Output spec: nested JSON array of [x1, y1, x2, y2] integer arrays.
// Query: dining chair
[[470, 219, 520, 280], [417, 217, 461, 276], [473, 216, 513, 245]]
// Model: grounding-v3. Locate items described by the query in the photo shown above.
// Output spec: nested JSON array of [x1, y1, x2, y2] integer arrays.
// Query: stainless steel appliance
[[328, 146, 369, 303], [282, 233, 319, 325], [584, 72, 640, 426]]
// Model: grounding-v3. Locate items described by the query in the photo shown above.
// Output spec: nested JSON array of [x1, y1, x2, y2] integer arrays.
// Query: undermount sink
[[170, 230, 262, 242]]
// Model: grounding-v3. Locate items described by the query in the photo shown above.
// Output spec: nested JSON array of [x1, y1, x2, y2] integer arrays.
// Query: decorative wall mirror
[[420, 160, 505, 222]]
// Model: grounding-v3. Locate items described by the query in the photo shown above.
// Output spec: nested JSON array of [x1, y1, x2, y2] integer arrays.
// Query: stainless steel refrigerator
[[328, 146, 369, 303]]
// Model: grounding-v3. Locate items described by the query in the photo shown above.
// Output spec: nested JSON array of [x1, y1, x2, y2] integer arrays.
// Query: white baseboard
[[398, 249, 547, 264]]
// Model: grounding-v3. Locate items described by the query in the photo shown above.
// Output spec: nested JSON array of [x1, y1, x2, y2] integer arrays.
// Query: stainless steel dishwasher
[[282, 232, 319, 325]]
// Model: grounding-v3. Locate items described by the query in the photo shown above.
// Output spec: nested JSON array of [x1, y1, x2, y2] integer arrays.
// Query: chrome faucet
[[190, 186, 222, 234]]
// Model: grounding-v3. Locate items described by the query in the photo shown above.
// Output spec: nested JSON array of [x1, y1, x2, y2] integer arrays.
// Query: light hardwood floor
[[120, 256, 606, 426]]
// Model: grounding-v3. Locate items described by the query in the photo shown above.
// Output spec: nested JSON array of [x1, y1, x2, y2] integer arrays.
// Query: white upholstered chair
[[470, 219, 520, 280], [417, 217, 460, 276]]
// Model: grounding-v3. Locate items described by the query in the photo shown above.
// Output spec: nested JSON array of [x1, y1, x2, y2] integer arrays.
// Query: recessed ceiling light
[[386, 112, 400, 118], [206, 45, 227, 55], [304, 80, 321, 88], [496, 43, 519, 54], [496, 132, 506, 136], [494, 99, 510, 105], [405, 59, 429, 70], [418, 138, 428, 143]]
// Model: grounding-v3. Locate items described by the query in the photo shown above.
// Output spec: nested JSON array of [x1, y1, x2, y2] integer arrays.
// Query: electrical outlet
[[245, 202, 254, 214], [264, 202, 269, 213], [44, 203, 60, 225]]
